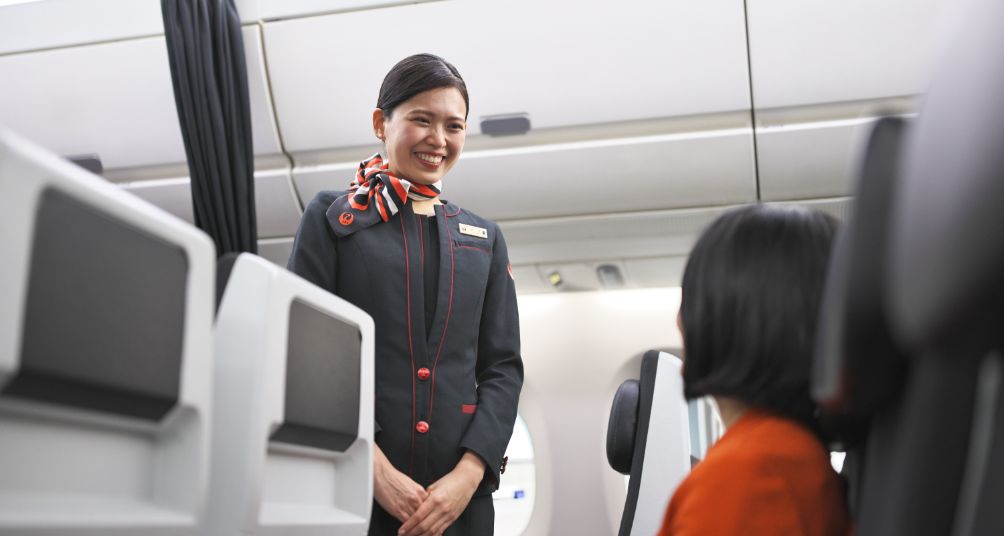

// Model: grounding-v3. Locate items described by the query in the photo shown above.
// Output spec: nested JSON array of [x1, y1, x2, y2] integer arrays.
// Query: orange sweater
[[658, 410, 851, 536]]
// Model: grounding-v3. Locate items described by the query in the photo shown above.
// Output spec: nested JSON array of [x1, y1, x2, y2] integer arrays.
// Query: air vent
[[596, 263, 626, 289]]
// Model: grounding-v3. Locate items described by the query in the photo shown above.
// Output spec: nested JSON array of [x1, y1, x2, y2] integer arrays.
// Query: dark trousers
[[368, 495, 495, 536]]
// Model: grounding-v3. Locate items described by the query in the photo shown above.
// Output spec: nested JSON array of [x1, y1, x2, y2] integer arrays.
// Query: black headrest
[[813, 117, 910, 434], [607, 379, 640, 475], [889, 1, 1004, 353]]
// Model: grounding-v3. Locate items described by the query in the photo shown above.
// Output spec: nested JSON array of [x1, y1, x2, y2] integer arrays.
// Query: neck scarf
[[326, 153, 441, 237]]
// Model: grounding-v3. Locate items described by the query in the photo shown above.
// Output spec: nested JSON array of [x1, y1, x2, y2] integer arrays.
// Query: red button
[[416, 421, 429, 434], [417, 367, 431, 380]]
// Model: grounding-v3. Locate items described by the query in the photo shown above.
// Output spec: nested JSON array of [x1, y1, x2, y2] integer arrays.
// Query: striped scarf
[[326, 153, 441, 237]]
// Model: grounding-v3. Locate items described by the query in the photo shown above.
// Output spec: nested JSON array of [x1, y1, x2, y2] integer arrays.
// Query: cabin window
[[688, 397, 725, 461], [830, 451, 846, 472], [493, 414, 535, 535]]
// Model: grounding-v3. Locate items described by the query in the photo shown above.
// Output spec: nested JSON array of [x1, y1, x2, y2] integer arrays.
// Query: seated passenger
[[658, 205, 851, 536]]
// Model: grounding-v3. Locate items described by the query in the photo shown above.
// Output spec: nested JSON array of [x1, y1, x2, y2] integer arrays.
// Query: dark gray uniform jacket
[[287, 191, 523, 504]]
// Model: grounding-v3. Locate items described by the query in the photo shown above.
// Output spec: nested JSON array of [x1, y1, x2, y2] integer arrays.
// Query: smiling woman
[[373, 65, 468, 188], [287, 54, 523, 536]]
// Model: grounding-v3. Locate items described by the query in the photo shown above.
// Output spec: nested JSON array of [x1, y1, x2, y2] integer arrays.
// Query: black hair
[[680, 204, 839, 429], [376, 53, 469, 119]]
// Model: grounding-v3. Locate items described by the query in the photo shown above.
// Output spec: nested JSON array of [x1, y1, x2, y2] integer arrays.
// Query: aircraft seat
[[606, 350, 690, 536], [881, 0, 1004, 533], [811, 116, 911, 514], [0, 130, 215, 534], [208, 253, 374, 535], [813, 1, 1004, 532]]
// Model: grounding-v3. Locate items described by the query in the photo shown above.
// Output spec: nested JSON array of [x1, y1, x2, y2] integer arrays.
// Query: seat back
[[811, 117, 912, 515], [0, 130, 215, 534], [607, 350, 690, 536], [880, 1, 1004, 533], [208, 253, 374, 535]]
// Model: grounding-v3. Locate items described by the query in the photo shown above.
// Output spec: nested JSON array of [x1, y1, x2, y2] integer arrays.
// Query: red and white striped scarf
[[327, 153, 441, 236]]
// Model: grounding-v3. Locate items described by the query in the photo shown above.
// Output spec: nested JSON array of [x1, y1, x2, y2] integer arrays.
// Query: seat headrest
[[607, 379, 640, 475], [889, 0, 1004, 352], [814, 117, 910, 428]]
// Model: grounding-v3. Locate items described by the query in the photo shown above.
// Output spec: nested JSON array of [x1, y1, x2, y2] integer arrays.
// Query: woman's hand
[[398, 452, 486, 536], [374, 445, 429, 523]]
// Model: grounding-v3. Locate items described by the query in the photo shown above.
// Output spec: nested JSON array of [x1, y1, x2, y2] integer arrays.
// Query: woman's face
[[373, 86, 467, 185]]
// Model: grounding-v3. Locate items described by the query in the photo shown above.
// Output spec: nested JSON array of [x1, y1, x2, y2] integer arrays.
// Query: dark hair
[[376, 53, 469, 119], [680, 204, 839, 428]]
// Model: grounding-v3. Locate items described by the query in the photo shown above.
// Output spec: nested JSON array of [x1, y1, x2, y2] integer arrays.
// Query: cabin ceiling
[[0, 0, 955, 293]]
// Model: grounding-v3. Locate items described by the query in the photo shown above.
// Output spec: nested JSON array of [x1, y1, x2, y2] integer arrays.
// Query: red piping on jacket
[[399, 215, 417, 473], [416, 215, 425, 267], [427, 221, 456, 425]]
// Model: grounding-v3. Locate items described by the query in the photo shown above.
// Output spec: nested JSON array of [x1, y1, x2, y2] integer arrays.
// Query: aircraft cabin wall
[[0, 1, 957, 534]]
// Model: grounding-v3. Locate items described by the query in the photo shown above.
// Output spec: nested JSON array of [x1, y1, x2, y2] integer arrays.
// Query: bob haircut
[[376, 53, 469, 119], [680, 204, 839, 428]]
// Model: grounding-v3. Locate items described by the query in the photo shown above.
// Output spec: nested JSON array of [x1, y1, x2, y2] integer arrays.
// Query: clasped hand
[[374, 448, 485, 536]]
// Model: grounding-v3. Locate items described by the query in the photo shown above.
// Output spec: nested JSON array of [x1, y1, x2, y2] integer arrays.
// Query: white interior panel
[[257, 237, 295, 267], [0, 26, 281, 172], [498, 206, 734, 266], [121, 170, 302, 238], [263, 0, 751, 153], [0, 36, 185, 170], [623, 257, 688, 289], [498, 197, 850, 268], [510, 264, 550, 295], [746, 0, 956, 109], [292, 130, 757, 221], [757, 117, 876, 201], [242, 25, 284, 157], [120, 178, 194, 223], [247, 0, 424, 22], [0, 0, 163, 54], [252, 170, 304, 237]]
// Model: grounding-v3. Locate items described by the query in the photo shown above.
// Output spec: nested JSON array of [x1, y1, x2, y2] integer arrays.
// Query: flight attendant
[[287, 54, 523, 536]]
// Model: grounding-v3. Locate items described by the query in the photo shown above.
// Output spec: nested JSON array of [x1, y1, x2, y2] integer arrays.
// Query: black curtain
[[162, 0, 257, 255]]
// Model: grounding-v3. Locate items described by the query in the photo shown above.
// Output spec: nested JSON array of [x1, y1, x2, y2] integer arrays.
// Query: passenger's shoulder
[[712, 412, 831, 478]]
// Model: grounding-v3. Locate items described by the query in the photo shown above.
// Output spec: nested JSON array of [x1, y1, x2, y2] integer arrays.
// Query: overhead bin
[[0, 23, 300, 238], [263, 0, 757, 218], [745, 0, 954, 200], [120, 169, 302, 239], [293, 124, 757, 221], [245, 0, 410, 22], [503, 198, 851, 293], [262, 0, 753, 151], [0, 25, 282, 172], [0, 0, 164, 55]]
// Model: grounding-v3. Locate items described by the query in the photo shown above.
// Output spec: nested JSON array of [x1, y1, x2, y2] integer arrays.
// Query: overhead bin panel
[[263, 0, 752, 153], [746, 0, 953, 200], [0, 26, 281, 172], [0, 0, 163, 55], [247, 0, 418, 22], [499, 197, 849, 292], [746, 0, 955, 109], [120, 170, 303, 239], [293, 125, 757, 220], [0, 36, 186, 170]]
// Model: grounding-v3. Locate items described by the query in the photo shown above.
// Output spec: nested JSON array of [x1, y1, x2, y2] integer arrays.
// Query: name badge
[[459, 223, 488, 239]]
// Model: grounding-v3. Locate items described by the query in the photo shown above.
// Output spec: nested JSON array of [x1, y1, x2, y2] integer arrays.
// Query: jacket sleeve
[[286, 192, 382, 435], [286, 192, 339, 294], [458, 223, 524, 490]]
